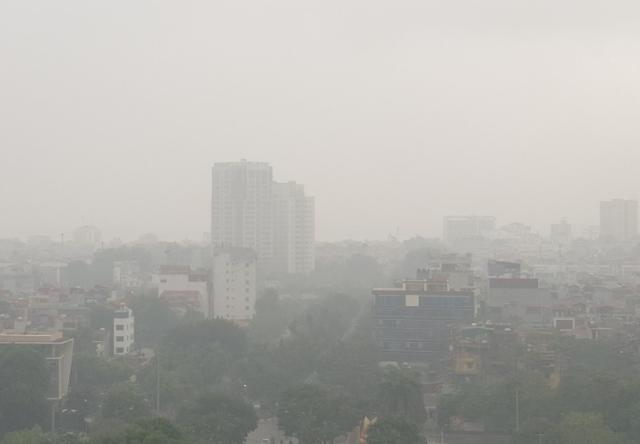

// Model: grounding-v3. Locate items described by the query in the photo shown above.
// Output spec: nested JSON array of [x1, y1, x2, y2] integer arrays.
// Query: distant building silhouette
[[443, 216, 495, 243], [600, 199, 638, 242]]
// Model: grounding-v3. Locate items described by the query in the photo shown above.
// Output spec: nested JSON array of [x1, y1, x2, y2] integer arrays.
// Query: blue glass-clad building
[[373, 280, 475, 363]]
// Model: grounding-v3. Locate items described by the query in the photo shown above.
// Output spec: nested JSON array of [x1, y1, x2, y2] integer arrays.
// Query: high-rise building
[[211, 247, 257, 325], [600, 199, 638, 242], [273, 181, 315, 274], [443, 216, 495, 243], [211, 161, 274, 260], [550, 220, 572, 245], [211, 160, 315, 273]]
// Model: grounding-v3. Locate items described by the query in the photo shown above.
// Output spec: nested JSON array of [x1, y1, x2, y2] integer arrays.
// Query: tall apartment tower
[[273, 181, 315, 274], [211, 161, 274, 261], [211, 160, 315, 274], [600, 199, 638, 242]]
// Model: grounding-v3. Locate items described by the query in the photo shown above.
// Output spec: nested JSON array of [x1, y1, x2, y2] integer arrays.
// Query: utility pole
[[155, 351, 160, 414], [515, 388, 520, 432], [51, 402, 56, 432]]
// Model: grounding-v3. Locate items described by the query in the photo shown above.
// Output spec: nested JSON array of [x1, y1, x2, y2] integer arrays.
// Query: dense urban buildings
[[211, 160, 315, 274], [600, 198, 638, 242]]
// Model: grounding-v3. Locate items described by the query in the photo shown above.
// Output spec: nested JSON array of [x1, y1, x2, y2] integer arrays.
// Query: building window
[[116, 347, 124, 354], [116, 336, 124, 342], [116, 325, 124, 331]]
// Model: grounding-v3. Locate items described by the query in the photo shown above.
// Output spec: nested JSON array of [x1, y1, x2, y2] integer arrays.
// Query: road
[[245, 418, 297, 444]]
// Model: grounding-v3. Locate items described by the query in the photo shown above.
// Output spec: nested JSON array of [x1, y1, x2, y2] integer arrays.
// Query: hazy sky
[[2, 1, 640, 242]]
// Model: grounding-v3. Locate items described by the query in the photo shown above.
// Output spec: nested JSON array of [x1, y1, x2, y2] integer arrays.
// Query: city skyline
[[3, 1, 640, 242], [1, 167, 639, 244]]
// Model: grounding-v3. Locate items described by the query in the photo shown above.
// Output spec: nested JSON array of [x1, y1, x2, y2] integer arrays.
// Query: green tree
[[0, 346, 49, 434], [101, 383, 150, 422], [550, 412, 626, 444], [96, 418, 184, 444], [367, 417, 423, 444], [127, 294, 180, 348], [277, 384, 359, 444], [177, 392, 257, 444], [162, 319, 246, 358], [248, 288, 288, 343], [0, 427, 47, 444], [378, 367, 426, 425]]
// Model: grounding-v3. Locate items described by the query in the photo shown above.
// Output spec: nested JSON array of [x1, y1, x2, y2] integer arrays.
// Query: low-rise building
[[151, 265, 209, 318], [0, 332, 74, 401], [113, 305, 134, 355]]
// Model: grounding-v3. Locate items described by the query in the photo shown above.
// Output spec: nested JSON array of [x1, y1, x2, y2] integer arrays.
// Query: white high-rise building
[[113, 305, 134, 355], [211, 161, 274, 261], [211, 160, 315, 273], [273, 181, 315, 274], [600, 199, 638, 242], [443, 216, 496, 243], [211, 248, 256, 325]]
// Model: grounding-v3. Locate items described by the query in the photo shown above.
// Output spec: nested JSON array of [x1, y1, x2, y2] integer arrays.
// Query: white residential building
[[212, 248, 256, 325], [273, 181, 315, 274], [113, 305, 134, 355], [151, 266, 209, 318], [211, 160, 315, 274], [211, 160, 274, 262]]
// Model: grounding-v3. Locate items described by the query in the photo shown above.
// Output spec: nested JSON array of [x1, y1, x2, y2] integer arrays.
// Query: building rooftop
[[0, 331, 70, 344]]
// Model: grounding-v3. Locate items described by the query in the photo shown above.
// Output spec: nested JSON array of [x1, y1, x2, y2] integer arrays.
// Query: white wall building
[[600, 199, 638, 242], [211, 160, 315, 274], [211, 160, 274, 262], [113, 305, 134, 355], [212, 248, 256, 325], [151, 266, 209, 318], [273, 181, 315, 274], [113, 260, 143, 288]]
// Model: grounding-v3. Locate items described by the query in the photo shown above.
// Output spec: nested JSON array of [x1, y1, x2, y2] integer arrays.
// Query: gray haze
[[2, 0, 640, 241]]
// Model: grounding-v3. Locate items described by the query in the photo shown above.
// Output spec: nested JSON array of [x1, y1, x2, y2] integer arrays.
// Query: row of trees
[[438, 336, 640, 444], [0, 281, 432, 443]]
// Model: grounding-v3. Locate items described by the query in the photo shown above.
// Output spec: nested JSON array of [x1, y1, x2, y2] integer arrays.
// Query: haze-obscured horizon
[[2, 0, 640, 242]]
